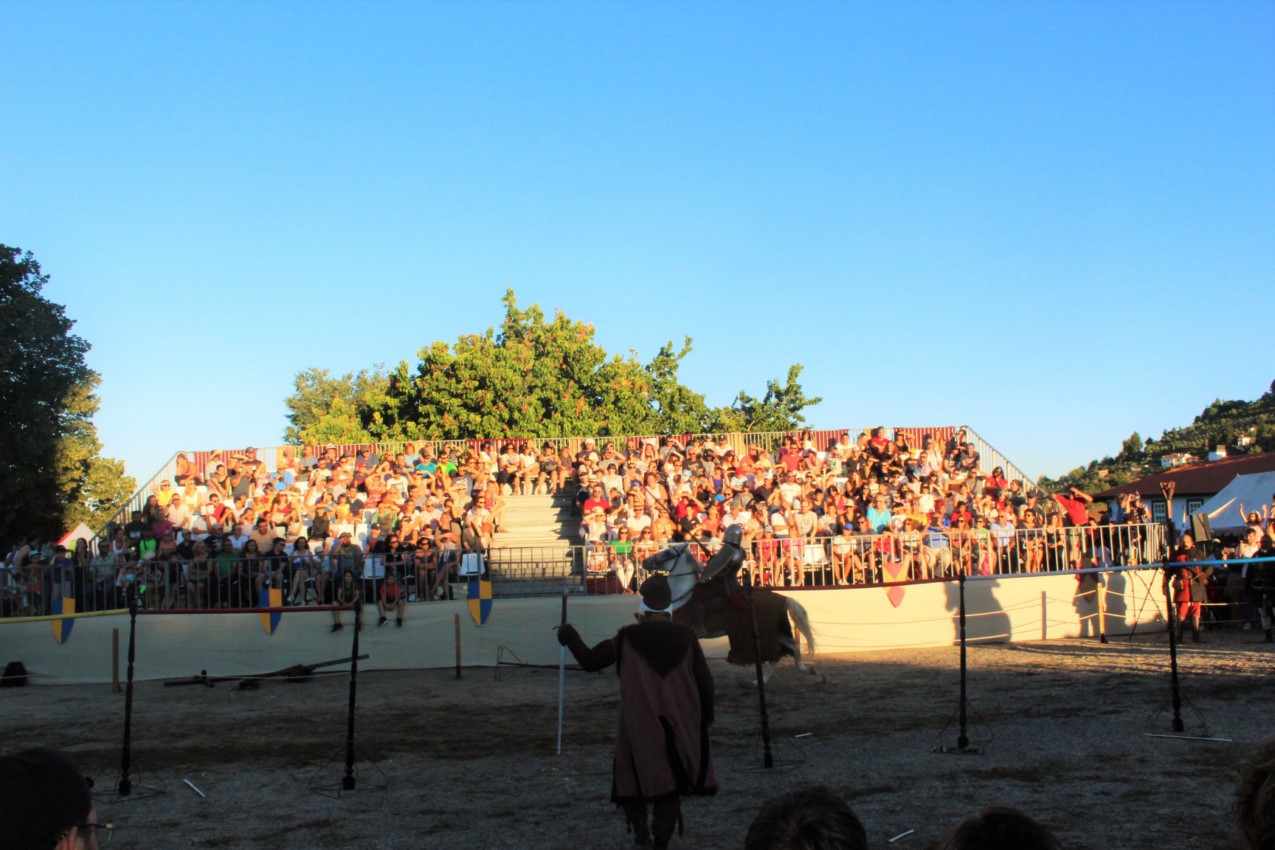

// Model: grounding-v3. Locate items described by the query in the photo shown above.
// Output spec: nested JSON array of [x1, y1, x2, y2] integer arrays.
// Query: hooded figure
[[557, 574, 717, 848]]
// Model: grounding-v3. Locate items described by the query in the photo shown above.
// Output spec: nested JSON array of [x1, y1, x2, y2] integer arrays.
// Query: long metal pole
[[556, 589, 568, 755], [342, 603, 361, 790], [1162, 540, 1185, 733], [744, 572, 774, 768], [957, 574, 970, 750], [1159, 484, 1185, 734], [117, 599, 139, 796]]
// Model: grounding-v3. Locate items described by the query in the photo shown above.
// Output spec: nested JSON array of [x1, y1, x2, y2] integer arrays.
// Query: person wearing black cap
[[0, 745, 110, 849], [557, 574, 717, 849]]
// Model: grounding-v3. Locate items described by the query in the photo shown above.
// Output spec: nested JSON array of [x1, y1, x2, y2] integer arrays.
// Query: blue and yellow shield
[[467, 579, 492, 626], [259, 588, 283, 634], [50, 596, 76, 644]]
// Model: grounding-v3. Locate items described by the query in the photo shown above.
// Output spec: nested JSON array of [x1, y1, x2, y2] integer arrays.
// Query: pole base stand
[[932, 743, 983, 755]]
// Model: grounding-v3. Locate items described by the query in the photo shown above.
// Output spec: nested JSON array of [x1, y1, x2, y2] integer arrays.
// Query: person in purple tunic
[[557, 574, 717, 848]]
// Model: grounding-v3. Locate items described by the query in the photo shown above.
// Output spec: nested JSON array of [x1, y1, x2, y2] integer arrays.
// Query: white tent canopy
[[58, 522, 94, 548], [1196, 471, 1275, 535]]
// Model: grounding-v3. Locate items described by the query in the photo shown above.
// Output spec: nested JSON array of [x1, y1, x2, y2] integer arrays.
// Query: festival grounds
[[6, 630, 1271, 848]]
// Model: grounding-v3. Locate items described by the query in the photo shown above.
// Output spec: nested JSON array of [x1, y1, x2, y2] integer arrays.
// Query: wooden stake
[[1041, 591, 1048, 640], [454, 613, 462, 680], [1097, 574, 1108, 643]]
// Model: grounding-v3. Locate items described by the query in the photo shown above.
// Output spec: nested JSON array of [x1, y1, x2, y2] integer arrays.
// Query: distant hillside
[[1040, 380, 1275, 494]]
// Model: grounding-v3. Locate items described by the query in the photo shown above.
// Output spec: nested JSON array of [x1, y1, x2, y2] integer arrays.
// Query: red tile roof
[[1094, 452, 1275, 499]]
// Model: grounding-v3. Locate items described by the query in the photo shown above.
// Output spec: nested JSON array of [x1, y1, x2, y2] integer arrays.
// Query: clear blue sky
[[3, 0, 1272, 483]]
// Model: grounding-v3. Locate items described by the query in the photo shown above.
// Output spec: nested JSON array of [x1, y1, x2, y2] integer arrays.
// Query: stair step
[[487, 491, 580, 551]]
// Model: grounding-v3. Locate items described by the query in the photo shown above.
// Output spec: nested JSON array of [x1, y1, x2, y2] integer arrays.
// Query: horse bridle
[[653, 545, 701, 611]]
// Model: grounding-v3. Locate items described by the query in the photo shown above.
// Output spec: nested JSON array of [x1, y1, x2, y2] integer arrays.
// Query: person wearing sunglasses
[[0, 746, 113, 848]]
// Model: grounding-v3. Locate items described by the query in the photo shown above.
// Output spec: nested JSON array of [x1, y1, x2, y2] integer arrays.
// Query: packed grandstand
[[2, 427, 1171, 616]]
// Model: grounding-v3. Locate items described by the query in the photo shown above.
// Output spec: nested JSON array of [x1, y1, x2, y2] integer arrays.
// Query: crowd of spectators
[[1, 440, 560, 617], [0, 428, 1195, 616], [567, 429, 1168, 592], [743, 744, 1275, 850], [5, 740, 1273, 848]]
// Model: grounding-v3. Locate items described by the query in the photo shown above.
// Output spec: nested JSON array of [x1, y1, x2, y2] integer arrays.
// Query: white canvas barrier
[[0, 568, 1169, 685]]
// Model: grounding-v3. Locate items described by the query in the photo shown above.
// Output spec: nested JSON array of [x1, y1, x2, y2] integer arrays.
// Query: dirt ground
[[5, 628, 1272, 849]]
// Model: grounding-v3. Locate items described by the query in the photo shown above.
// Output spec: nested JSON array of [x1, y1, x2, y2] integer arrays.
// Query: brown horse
[[643, 544, 815, 678]]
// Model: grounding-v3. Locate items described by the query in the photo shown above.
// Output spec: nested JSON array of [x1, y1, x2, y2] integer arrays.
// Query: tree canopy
[[285, 291, 821, 444], [0, 246, 134, 545]]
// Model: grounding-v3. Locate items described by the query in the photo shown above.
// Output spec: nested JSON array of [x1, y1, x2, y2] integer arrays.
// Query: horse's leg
[[785, 598, 817, 674], [779, 634, 805, 672]]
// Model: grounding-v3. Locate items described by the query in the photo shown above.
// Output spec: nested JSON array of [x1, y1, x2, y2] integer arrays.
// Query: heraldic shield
[[467, 578, 492, 626], [51, 596, 76, 644], [259, 587, 283, 634]]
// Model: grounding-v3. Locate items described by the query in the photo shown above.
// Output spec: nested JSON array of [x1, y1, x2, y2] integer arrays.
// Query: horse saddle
[[691, 578, 748, 613]]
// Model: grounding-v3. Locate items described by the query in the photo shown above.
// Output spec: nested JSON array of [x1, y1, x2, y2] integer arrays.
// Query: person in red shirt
[[1172, 532, 1212, 643], [580, 483, 610, 517], [1051, 486, 1094, 526], [983, 466, 1009, 499], [377, 572, 405, 627]]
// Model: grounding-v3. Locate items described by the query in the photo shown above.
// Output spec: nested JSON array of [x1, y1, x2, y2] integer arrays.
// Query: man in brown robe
[[557, 574, 717, 848]]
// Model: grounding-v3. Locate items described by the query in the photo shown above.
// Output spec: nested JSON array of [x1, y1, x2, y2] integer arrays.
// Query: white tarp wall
[[2, 568, 1169, 685], [1197, 471, 1275, 535]]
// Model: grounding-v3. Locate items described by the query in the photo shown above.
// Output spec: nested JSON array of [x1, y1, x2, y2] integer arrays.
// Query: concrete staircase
[[485, 491, 581, 595]]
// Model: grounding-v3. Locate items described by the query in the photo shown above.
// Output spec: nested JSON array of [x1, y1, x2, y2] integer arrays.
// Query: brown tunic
[[563, 619, 717, 803]]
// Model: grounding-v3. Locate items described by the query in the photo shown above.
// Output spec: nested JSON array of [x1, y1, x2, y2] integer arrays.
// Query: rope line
[[2, 608, 128, 624]]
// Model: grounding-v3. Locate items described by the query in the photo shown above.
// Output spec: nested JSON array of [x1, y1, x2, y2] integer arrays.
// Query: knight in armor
[[699, 524, 747, 587], [557, 574, 717, 848], [674, 525, 745, 634]]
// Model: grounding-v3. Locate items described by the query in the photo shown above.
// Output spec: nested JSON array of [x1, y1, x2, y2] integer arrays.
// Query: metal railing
[[4, 523, 1171, 618]]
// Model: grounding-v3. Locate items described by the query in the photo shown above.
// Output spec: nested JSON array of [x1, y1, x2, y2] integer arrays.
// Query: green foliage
[[63, 456, 136, 531], [284, 367, 392, 444], [644, 338, 714, 434], [283, 291, 821, 444], [716, 364, 823, 433], [1040, 383, 1275, 493], [0, 246, 133, 544]]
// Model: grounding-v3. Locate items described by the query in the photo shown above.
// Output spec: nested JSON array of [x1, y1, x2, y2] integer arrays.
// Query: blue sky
[[3, 0, 1272, 483]]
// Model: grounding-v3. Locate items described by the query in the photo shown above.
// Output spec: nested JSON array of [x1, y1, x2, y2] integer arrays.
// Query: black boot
[[624, 803, 650, 847], [651, 798, 679, 850], [1264, 629, 1272, 643], [1191, 615, 1202, 643]]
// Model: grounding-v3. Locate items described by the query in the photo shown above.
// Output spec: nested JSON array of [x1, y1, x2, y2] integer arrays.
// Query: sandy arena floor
[[5, 629, 1272, 849]]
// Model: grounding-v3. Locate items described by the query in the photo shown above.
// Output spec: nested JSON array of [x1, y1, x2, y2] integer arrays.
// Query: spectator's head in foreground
[[0, 746, 103, 849], [1236, 739, 1275, 850], [744, 785, 867, 850], [937, 806, 1062, 850]]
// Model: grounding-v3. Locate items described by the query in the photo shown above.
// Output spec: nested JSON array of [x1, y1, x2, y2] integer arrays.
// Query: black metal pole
[[1162, 519, 1185, 733], [118, 599, 138, 796], [743, 572, 774, 768], [957, 574, 970, 750], [556, 589, 567, 756], [342, 602, 361, 790]]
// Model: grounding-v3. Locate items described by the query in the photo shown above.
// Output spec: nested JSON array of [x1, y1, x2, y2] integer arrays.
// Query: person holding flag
[[556, 574, 717, 848]]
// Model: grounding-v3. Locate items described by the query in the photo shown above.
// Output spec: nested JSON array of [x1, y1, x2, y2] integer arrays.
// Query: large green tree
[[0, 246, 134, 544], [284, 367, 393, 444], [284, 291, 821, 444]]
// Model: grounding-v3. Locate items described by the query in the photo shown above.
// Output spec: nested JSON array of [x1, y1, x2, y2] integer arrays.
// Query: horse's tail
[[785, 597, 815, 656]]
